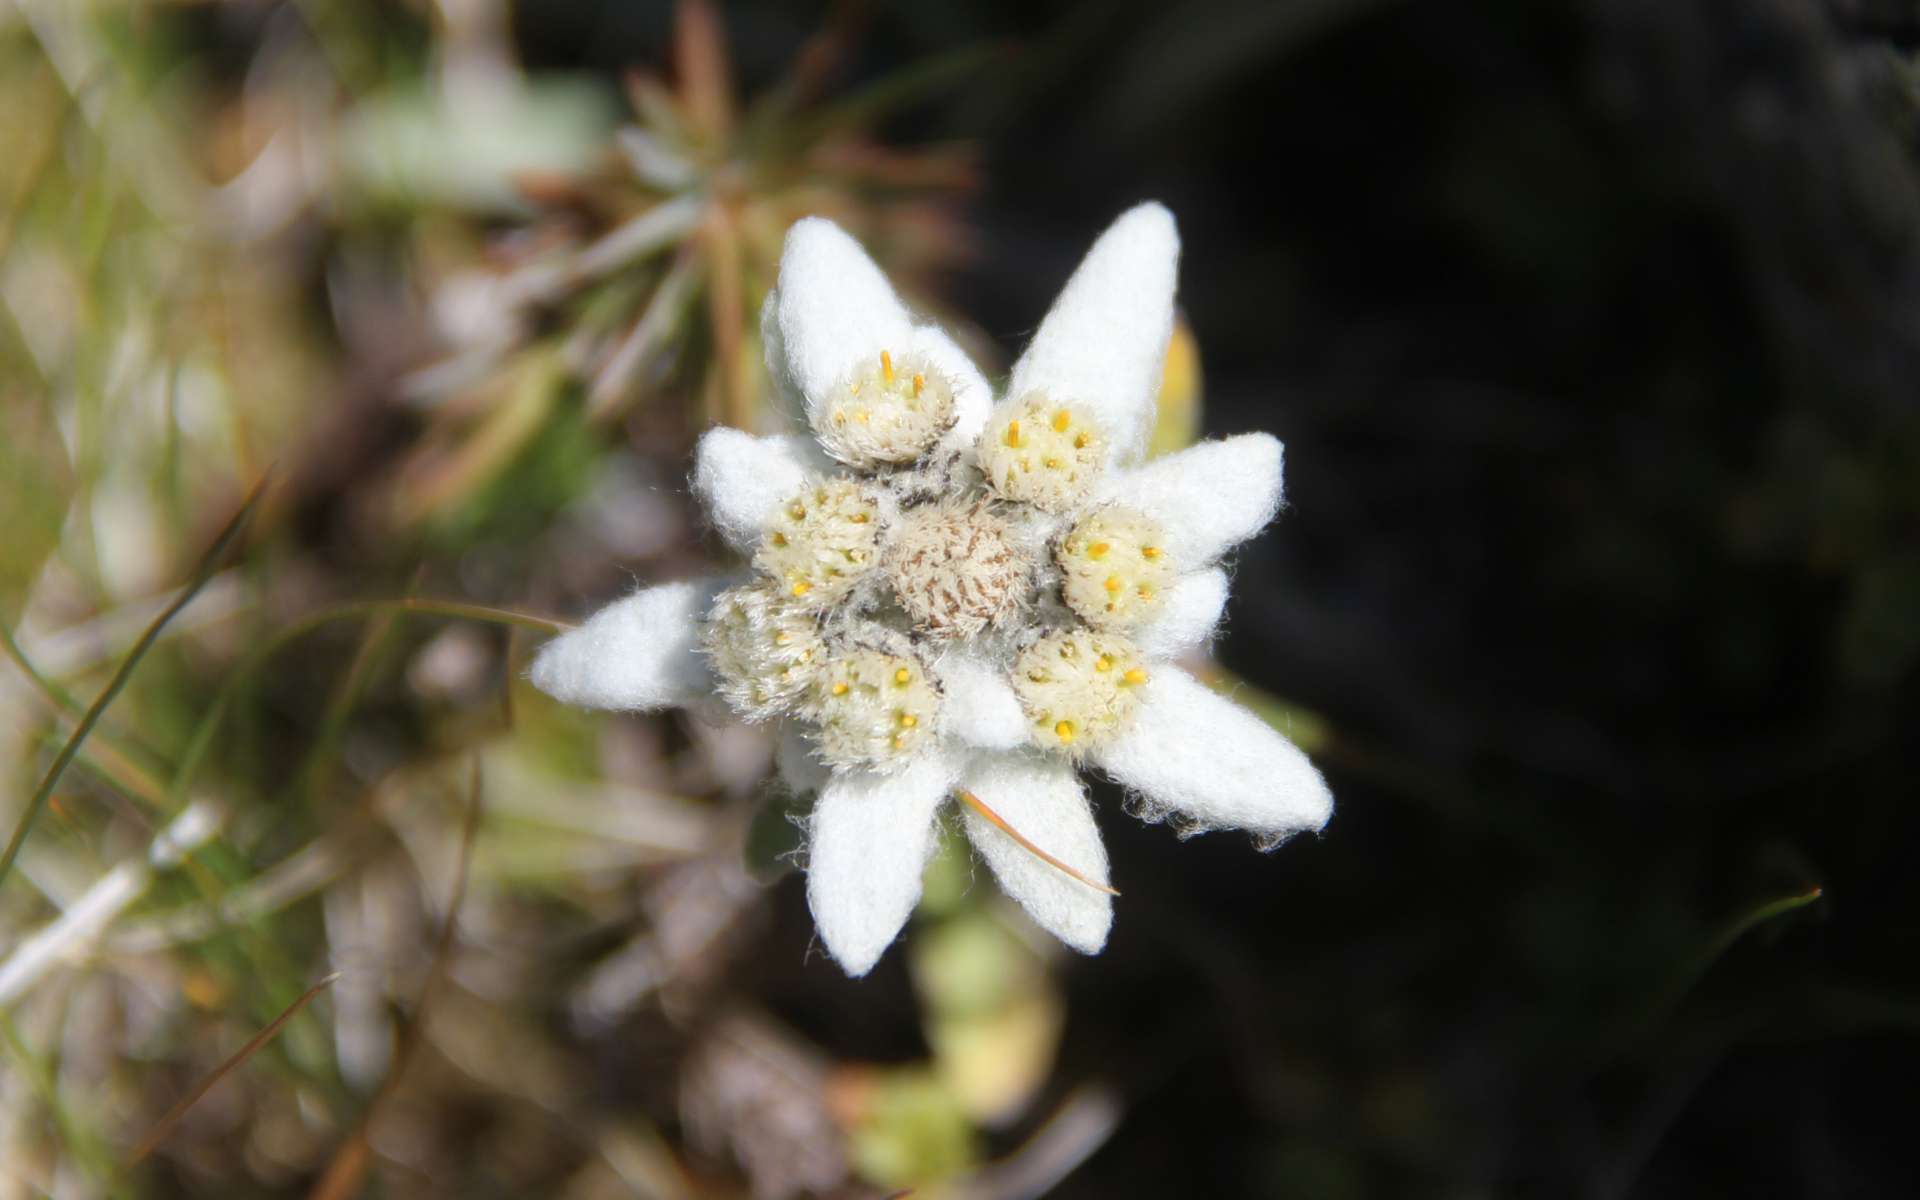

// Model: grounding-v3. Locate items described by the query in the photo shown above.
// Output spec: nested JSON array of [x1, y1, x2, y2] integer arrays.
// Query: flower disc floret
[[817, 350, 957, 470], [1057, 506, 1173, 630], [700, 583, 822, 722], [977, 394, 1106, 510], [885, 500, 1032, 639], [807, 643, 940, 771], [753, 477, 882, 607], [1011, 627, 1149, 755]]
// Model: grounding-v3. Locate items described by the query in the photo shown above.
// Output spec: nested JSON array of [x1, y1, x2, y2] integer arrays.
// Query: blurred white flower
[[531, 206, 1332, 976]]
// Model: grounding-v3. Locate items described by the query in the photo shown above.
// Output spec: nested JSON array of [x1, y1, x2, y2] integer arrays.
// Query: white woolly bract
[[1094, 668, 1333, 844], [930, 653, 1029, 750], [959, 755, 1112, 954], [700, 582, 823, 722], [1097, 434, 1284, 567], [772, 218, 914, 409], [1134, 568, 1230, 659], [1057, 505, 1173, 631], [1011, 627, 1148, 755], [807, 643, 941, 772], [815, 350, 957, 470], [806, 752, 957, 976], [529, 578, 725, 712], [752, 477, 883, 606], [692, 427, 820, 551], [976, 394, 1108, 511], [886, 500, 1032, 639], [1005, 202, 1179, 465]]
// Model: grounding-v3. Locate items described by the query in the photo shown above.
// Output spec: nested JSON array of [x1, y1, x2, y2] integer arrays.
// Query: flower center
[[885, 500, 1031, 638], [817, 349, 956, 470], [1056, 506, 1173, 630], [1010, 628, 1148, 755], [806, 643, 940, 771], [701, 583, 822, 721], [753, 477, 882, 607], [976, 394, 1106, 511]]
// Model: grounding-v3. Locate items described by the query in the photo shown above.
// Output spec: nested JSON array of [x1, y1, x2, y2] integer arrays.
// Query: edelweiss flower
[[531, 205, 1332, 976]]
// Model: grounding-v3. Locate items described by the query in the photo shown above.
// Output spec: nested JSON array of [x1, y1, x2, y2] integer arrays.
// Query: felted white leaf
[[1093, 668, 1332, 842]]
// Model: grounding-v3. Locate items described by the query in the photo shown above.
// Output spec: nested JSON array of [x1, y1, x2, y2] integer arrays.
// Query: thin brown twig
[[955, 791, 1118, 896], [130, 972, 341, 1164]]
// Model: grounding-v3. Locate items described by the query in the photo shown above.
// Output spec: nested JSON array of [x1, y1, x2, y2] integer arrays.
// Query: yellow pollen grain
[[1054, 720, 1076, 744], [788, 502, 806, 519], [1004, 419, 1022, 448], [1142, 546, 1161, 559], [1051, 410, 1071, 432], [1073, 433, 1089, 449], [898, 713, 917, 729], [893, 667, 911, 685], [1095, 656, 1113, 672], [1104, 576, 1122, 593], [912, 373, 925, 397], [831, 681, 849, 696], [770, 532, 788, 546], [791, 581, 812, 597], [1088, 541, 1110, 559], [881, 349, 895, 382], [1044, 456, 1062, 469], [893, 733, 908, 748], [1123, 668, 1148, 685]]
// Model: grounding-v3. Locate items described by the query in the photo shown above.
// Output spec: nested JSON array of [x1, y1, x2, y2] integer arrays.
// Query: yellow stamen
[[791, 581, 812, 597], [1004, 419, 1022, 448], [898, 713, 918, 729], [1142, 546, 1161, 560], [881, 349, 894, 382], [770, 532, 788, 546], [854, 409, 869, 424], [1088, 541, 1110, 559], [1095, 656, 1113, 673], [1051, 410, 1071, 432], [1123, 668, 1148, 685], [912, 373, 925, 397], [1073, 433, 1089, 449], [788, 502, 806, 519], [1054, 720, 1076, 744], [893, 667, 911, 685], [1104, 576, 1122, 593], [831, 681, 849, 696]]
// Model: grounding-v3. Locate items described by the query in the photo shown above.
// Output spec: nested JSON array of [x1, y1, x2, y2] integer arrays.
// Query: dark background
[[531, 1, 1920, 1194]]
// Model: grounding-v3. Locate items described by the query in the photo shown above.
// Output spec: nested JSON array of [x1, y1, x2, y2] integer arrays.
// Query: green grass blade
[[0, 475, 270, 890]]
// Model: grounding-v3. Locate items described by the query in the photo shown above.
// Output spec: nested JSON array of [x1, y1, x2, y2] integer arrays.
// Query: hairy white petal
[[1006, 203, 1180, 464], [776, 724, 829, 796], [774, 218, 913, 415], [907, 324, 992, 455], [935, 654, 1029, 750], [530, 578, 727, 711], [1100, 434, 1283, 567], [806, 752, 958, 976], [1093, 668, 1332, 842], [1134, 568, 1229, 659], [692, 427, 822, 550], [961, 755, 1112, 954]]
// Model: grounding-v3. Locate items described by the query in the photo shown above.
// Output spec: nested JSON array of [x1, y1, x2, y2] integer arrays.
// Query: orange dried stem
[[956, 790, 1119, 896]]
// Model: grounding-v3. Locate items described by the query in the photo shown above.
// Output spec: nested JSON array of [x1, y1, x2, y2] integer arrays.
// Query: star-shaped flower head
[[531, 204, 1332, 976]]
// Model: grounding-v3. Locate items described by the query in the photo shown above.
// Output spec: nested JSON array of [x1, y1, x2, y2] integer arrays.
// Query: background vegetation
[[1, 0, 1916, 1196]]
